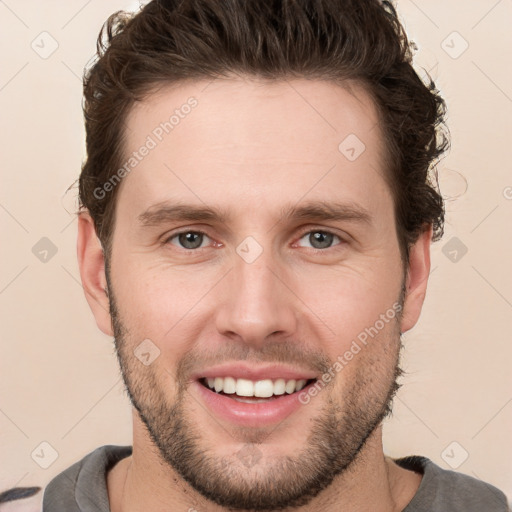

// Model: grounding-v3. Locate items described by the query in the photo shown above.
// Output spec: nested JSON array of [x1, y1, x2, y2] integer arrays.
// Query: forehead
[[117, 76, 391, 227]]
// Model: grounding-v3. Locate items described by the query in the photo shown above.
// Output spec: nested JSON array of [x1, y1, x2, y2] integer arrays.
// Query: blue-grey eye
[[297, 231, 340, 249], [170, 231, 209, 249]]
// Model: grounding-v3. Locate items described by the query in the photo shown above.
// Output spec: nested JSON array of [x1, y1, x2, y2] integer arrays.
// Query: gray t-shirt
[[42, 445, 510, 511]]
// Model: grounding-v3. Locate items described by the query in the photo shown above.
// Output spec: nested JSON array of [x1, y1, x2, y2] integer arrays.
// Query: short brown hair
[[79, 0, 448, 266]]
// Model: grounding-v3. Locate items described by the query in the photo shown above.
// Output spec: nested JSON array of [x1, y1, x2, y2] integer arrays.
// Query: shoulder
[[42, 445, 132, 512], [395, 455, 510, 512]]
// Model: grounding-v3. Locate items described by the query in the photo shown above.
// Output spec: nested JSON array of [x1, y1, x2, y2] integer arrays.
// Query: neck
[[107, 418, 421, 512]]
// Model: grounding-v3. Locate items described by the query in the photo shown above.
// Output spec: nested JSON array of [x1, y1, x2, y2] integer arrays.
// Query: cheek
[[111, 257, 218, 347], [291, 263, 402, 352], [110, 236, 402, 361], [322, 310, 401, 406]]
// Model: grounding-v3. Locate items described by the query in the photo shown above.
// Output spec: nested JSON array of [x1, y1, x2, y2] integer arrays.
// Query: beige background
[[1, 0, 511, 507]]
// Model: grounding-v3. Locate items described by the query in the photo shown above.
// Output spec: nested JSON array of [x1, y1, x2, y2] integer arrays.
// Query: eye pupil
[[310, 231, 333, 249], [172, 231, 337, 251], [179, 232, 203, 249]]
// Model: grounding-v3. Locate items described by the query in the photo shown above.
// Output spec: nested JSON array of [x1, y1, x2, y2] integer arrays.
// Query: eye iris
[[179, 232, 203, 249], [310, 231, 333, 249], [175, 232, 335, 250]]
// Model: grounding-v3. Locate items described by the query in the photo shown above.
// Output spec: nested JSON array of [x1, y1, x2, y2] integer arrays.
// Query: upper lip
[[191, 363, 319, 382]]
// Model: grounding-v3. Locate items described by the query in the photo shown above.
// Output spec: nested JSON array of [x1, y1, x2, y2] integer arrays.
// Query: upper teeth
[[205, 377, 309, 397]]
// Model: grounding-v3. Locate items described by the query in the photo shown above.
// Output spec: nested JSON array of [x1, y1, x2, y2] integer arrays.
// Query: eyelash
[[163, 228, 346, 252]]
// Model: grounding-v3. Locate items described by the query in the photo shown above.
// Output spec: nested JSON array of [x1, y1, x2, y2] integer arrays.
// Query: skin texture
[[78, 76, 430, 511]]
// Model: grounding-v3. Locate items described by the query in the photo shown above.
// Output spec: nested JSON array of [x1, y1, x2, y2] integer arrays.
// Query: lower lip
[[192, 380, 316, 428]]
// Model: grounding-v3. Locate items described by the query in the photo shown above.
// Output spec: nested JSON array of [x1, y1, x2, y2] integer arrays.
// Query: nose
[[214, 250, 298, 349]]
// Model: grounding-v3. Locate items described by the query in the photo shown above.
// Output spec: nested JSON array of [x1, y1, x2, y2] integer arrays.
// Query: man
[[42, 0, 509, 510]]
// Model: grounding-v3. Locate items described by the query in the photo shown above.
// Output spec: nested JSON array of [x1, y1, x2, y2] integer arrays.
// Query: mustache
[[176, 340, 333, 382]]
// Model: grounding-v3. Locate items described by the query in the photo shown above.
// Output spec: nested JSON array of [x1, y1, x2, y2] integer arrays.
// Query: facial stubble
[[106, 266, 405, 511]]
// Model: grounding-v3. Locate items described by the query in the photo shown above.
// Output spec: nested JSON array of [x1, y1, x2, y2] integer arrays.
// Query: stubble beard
[[107, 271, 405, 511]]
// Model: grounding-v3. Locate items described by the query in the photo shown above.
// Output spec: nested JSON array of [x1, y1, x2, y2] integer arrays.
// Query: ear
[[77, 211, 113, 336], [400, 224, 432, 334]]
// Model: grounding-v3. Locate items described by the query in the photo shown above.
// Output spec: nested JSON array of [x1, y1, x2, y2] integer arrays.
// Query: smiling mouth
[[199, 377, 317, 403]]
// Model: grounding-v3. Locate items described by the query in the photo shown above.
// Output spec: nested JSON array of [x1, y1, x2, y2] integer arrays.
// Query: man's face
[[106, 77, 408, 509]]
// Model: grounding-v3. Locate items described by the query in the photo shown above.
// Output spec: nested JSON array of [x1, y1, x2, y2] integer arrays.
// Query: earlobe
[[77, 211, 113, 336], [400, 224, 432, 334]]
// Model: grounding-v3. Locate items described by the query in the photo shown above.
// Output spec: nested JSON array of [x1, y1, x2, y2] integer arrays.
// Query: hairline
[[99, 74, 409, 267]]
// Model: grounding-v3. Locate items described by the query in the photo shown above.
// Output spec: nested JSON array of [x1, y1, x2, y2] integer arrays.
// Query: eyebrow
[[137, 200, 373, 227]]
